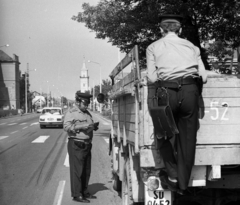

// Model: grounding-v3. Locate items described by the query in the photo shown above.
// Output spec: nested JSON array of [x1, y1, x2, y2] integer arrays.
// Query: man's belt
[[69, 137, 91, 144], [155, 76, 198, 89]]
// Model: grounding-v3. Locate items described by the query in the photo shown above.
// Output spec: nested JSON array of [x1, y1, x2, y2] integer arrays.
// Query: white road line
[[22, 126, 28, 129], [64, 153, 69, 167], [103, 137, 109, 144], [8, 123, 17, 125], [0, 123, 6, 125], [0, 136, 9, 140], [19, 123, 27, 125], [53, 180, 66, 205], [10, 131, 19, 134], [32, 136, 49, 143], [30, 122, 39, 126], [102, 122, 110, 125]]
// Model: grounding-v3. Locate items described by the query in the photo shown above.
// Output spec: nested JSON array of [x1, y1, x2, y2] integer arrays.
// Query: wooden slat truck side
[[107, 45, 240, 205]]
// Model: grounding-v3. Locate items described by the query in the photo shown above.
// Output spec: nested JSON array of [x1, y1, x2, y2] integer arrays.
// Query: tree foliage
[[92, 79, 112, 100], [72, 0, 240, 69]]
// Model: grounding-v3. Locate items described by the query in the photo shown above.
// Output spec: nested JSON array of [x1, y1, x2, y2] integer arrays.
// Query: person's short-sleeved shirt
[[63, 106, 94, 141], [146, 33, 207, 83]]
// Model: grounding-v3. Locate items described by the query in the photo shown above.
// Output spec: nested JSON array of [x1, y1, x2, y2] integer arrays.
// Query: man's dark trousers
[[158, 83, 199, 190], [68, 139, 92, 197]]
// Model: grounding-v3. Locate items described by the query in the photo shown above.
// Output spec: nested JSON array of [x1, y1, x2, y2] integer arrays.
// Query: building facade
[[0, 50, 20, 110]]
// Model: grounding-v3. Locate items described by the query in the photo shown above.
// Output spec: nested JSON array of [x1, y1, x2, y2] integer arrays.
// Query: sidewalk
[[91, 110, 111, 122]]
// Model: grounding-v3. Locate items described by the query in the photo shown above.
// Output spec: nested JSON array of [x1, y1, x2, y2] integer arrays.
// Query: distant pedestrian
[[63, 91, 99, 203], [20, 108, 24, 116]]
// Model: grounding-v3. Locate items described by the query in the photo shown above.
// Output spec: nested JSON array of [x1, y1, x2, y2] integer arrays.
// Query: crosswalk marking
[[19, 123, 27, 125], [0, 136, 9, 140], [30, 122, 39, 126], [0, 123, 6, 125], [22, 126, 28, 129], [32, 135, 49, 143], [64, 153, 69, 167], [10, 131, 19, 134], [103, 137, 109, 144], [8, 123, 17, 125]]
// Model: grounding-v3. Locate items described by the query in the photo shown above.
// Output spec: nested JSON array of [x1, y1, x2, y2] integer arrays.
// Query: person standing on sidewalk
[[64, 91, 99, 203], [146, 14, 207, 193]]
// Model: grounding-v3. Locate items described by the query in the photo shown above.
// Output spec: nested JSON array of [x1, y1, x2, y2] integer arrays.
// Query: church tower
[[79, 57, 89, 93]]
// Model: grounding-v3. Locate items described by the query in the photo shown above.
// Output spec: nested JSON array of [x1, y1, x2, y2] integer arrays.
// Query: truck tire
[[122, 158, 134, 205], [113, 172, 122, 192]]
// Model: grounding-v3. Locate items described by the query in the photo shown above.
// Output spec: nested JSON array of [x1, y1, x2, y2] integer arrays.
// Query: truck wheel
[[113, 172, 122, 192], [122, 158, 134, 205]]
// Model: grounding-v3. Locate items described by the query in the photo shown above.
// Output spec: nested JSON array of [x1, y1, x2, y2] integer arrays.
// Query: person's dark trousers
[[158, 83, 199, 190], [67, 139, 92, 197]]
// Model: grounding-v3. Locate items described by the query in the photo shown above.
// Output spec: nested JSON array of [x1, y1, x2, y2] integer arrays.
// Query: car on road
[[36, 108, 43, 113], [39, 107, 64, 129]]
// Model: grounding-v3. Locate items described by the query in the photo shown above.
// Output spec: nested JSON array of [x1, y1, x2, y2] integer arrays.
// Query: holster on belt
[[148, 86, 179, 140]]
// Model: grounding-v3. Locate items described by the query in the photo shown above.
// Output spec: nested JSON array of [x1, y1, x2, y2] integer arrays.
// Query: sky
[[0, 0, 122, 100]]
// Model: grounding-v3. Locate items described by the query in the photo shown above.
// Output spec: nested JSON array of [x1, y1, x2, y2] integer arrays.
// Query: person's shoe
[[84, 192, 97, 199], [72, 196, 90, 203], [160, 174, 183, 195]]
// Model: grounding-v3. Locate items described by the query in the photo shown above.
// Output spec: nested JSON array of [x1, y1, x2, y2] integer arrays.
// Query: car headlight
[[39, 118, 45, 121]]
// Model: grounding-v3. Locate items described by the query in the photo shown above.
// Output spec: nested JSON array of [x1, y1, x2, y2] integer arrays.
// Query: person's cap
[[75, 91, 92, 103], [159, 14, 183, 24]]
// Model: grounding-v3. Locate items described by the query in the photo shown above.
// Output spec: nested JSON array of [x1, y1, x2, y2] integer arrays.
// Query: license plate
[[145, 190, 172, 205], [48, 118, 54, 121]]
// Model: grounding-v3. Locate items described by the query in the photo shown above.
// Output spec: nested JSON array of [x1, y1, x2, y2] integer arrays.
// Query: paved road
[[0, 112, 121, 205]]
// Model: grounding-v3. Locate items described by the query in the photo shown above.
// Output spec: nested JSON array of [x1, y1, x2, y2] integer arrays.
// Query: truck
[[99, 45, 240, 205]]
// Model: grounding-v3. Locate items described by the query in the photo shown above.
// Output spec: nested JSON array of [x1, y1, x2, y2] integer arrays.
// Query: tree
[[61, 96, 68, 105], [72, 0, 240, 70]]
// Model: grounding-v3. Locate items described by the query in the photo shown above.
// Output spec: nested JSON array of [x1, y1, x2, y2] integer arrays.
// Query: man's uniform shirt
[[146, 33, 207, 83], [64, 106, 94, 141]]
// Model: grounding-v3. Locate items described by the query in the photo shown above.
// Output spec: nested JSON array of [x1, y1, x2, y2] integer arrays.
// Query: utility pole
[[93, 81, 95, 111], [25, 63, 29, 113]]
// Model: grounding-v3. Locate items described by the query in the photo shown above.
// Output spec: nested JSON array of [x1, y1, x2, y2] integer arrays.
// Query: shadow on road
[[88, 183, 109, 195]]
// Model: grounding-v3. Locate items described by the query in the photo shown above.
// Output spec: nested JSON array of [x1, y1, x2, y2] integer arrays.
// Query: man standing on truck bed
[[146, 14, 207, 193]]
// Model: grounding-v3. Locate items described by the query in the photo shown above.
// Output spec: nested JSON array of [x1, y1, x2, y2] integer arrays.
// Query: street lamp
[[25, 63, 36, 113], [52, 84, 55, 107], [46, 80, 51, 107], [0, 44, 9, 48], [88, 60, 102, 113]]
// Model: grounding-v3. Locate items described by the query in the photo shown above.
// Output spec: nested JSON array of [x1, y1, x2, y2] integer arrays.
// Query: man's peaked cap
[[75, 91, 92, 102], [159, 14, 183, 24]]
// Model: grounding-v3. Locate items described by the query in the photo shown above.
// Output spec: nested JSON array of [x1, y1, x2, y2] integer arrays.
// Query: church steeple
[[81, 56, 87, 71], [79, 56, 89, 93]]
